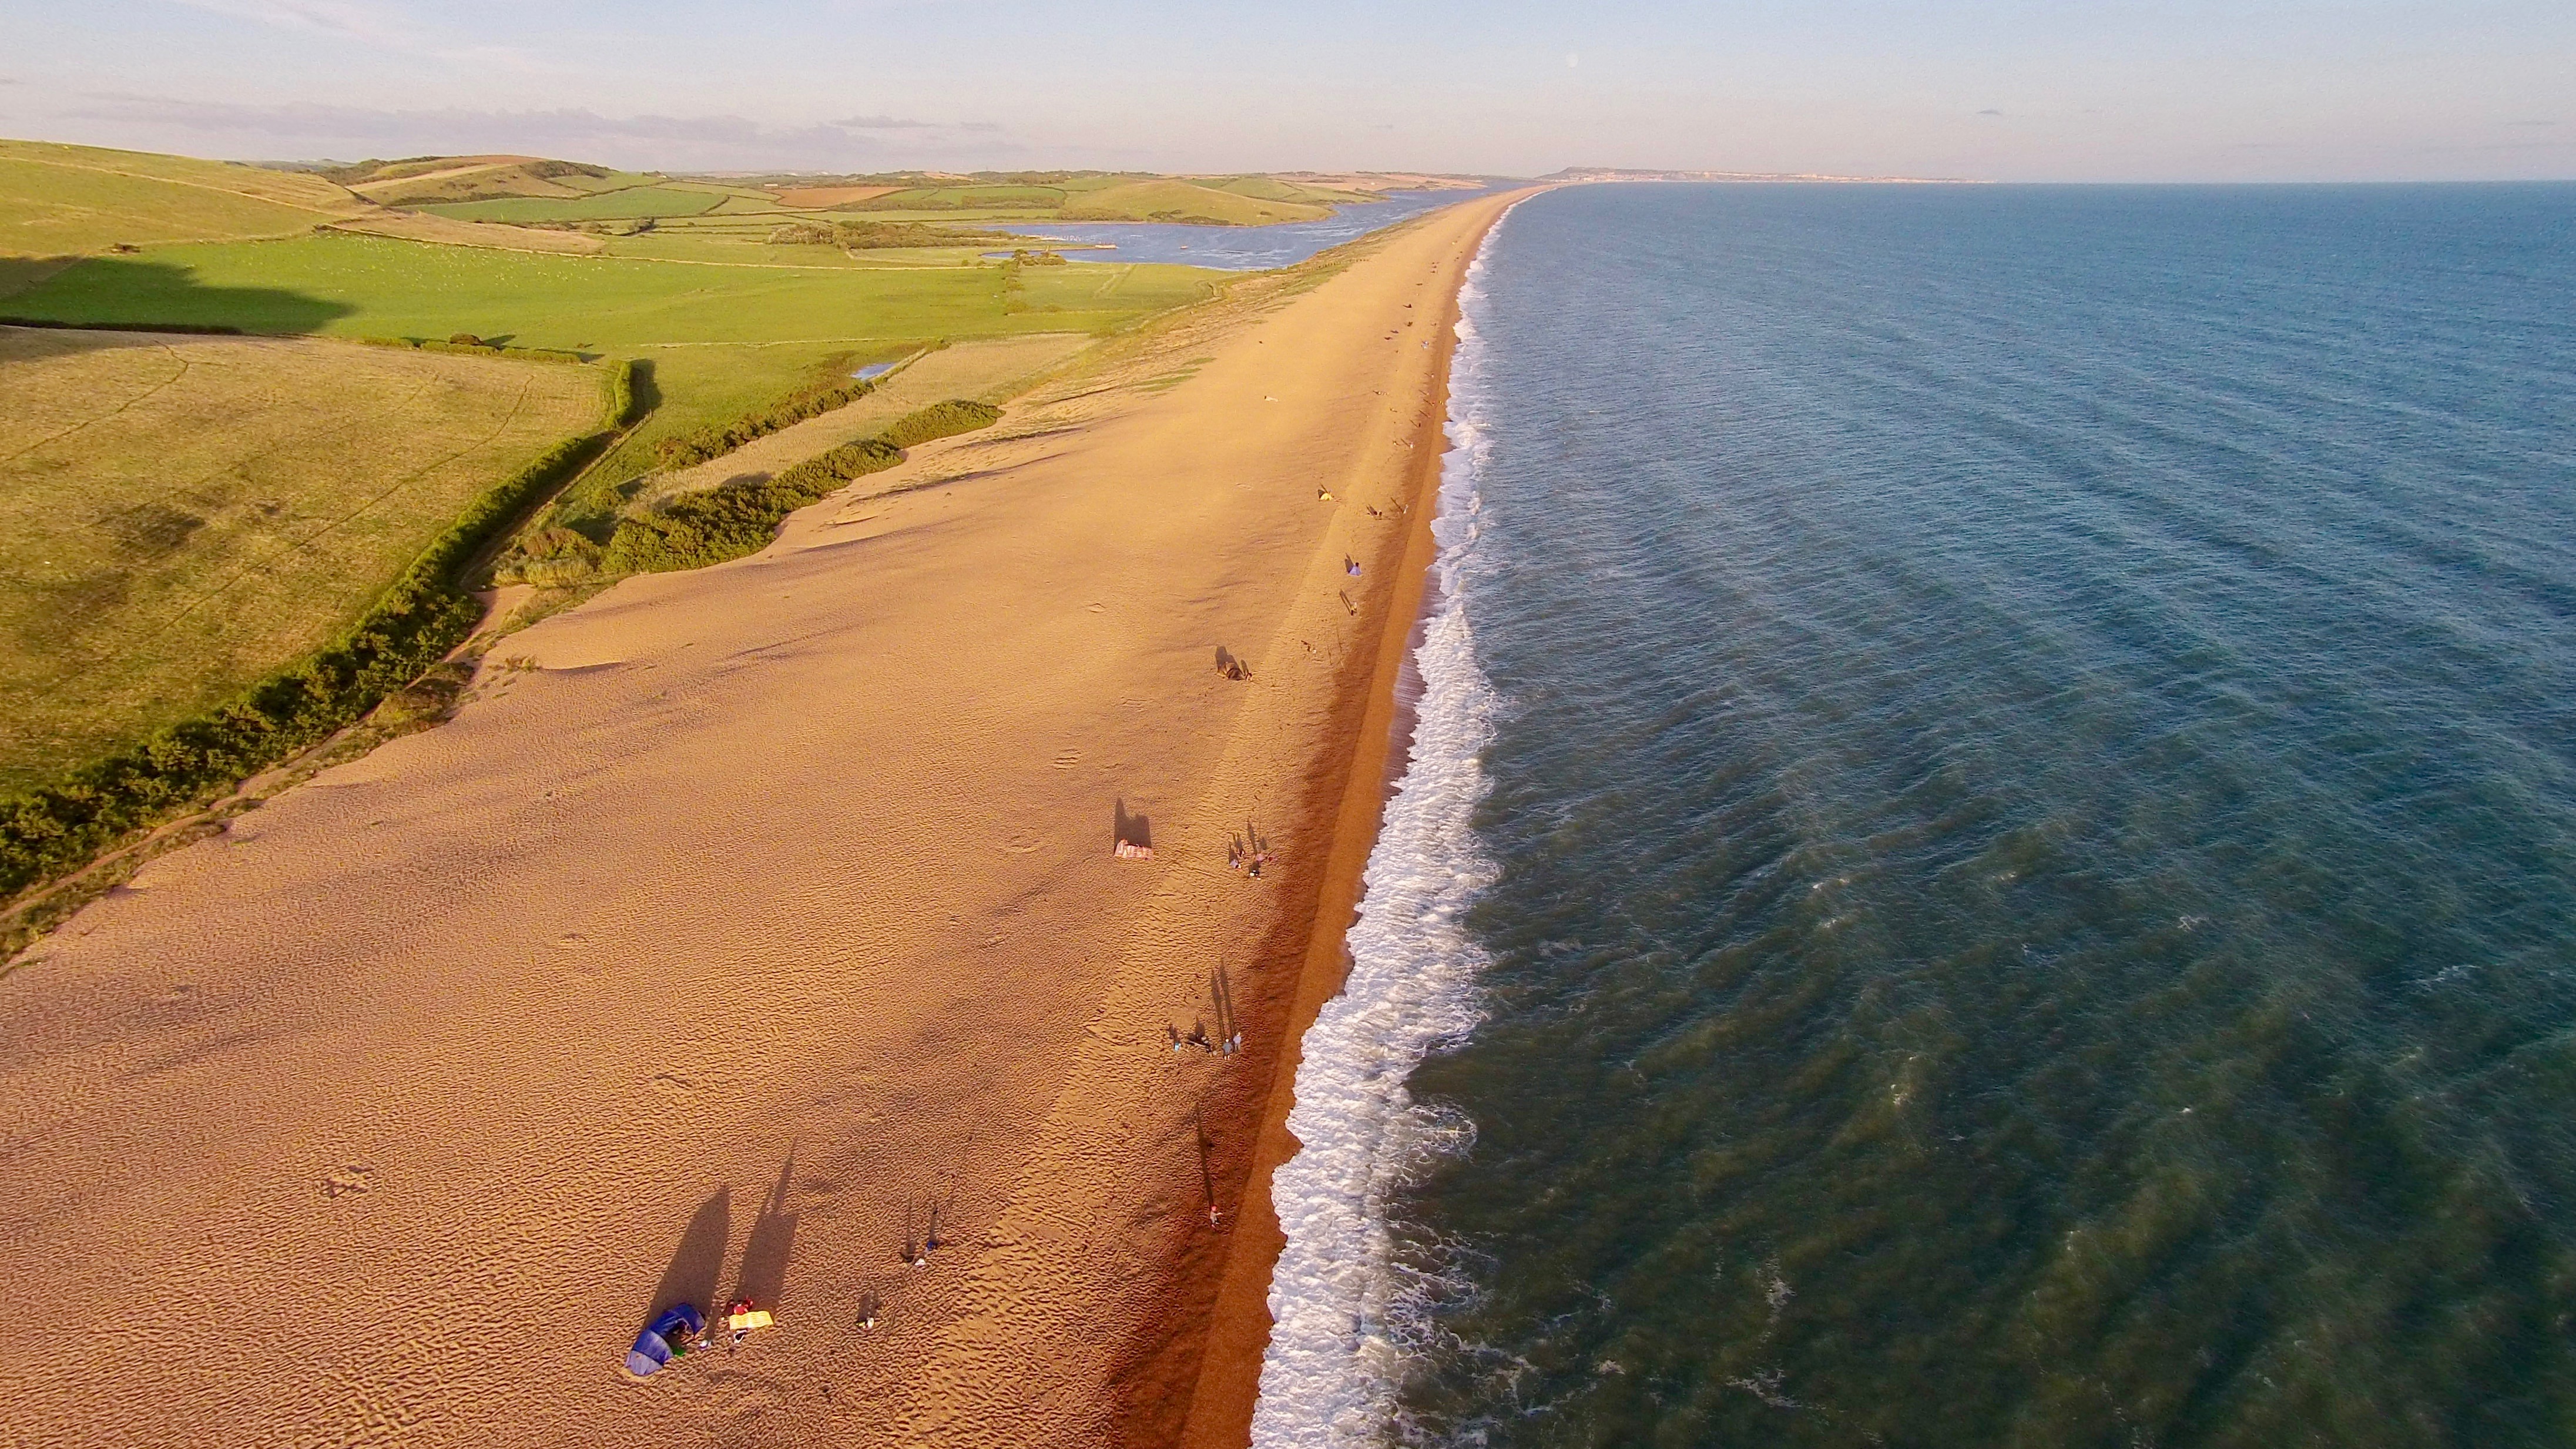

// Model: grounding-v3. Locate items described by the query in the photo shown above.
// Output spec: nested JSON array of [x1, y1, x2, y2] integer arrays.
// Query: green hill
[[324, 155, 640, 206], [1056, 179, 1329, 224], [716, 170, 1376, 226], [0, 139, 364, 266]]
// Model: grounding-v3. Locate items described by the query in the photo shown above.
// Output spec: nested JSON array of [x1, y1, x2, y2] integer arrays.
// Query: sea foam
[[1249, 216, 1512, 1448]]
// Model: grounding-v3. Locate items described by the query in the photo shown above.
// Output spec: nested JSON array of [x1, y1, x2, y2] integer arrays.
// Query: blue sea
[[1255, 183, 2576, 1448]]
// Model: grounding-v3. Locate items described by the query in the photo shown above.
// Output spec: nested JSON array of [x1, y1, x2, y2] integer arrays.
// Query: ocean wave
[[1250, 216, 1511, 1449]]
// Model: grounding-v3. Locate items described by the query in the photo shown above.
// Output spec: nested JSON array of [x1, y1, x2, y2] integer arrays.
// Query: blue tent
[[625, 1303, 705, 1378]]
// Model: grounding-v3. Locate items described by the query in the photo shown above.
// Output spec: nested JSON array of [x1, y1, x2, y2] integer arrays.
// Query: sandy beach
[[0, 186, 1527, 1448]]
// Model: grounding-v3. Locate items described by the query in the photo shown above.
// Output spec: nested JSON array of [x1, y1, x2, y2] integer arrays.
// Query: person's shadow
[[1115, 799, 1153, 851], [733, 1152, 800, 1309], [646, 1188, 731, 1319]]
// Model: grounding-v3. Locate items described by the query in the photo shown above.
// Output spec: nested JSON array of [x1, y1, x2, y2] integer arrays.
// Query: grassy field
[[420, 186, 730, 223], [4, 233, 1212, 346], [0, 325, 607, 792], [2, 233, 1220, 505], [0, 139, 361, 274]]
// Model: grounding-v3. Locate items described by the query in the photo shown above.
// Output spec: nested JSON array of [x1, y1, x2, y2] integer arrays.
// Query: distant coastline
[[1546, 166, 1985, 184]]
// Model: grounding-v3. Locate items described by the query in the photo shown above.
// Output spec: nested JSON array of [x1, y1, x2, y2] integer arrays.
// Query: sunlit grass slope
[[0, 139, 363, 267], [0, 325, 605, 790], [5, 233, 1207, 344]]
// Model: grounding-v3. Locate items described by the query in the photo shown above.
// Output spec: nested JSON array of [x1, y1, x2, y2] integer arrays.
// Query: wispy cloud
[[161, 0, 544, 71], [830, 115, 1001, 133], [61, 95, 1021, 169]]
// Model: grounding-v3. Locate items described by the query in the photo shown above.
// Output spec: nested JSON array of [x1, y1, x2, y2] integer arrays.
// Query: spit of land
[[0, 188, 1530, 1446]]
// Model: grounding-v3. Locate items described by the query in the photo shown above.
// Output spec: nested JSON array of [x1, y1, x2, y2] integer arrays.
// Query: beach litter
[[724, 1297, 773, 1349]]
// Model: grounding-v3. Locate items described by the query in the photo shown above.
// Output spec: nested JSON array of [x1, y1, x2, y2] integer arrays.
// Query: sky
[[1, 0, 2569, 181]]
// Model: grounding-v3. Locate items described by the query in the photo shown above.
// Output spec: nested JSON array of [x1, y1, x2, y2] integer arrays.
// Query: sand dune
[[0, 188, 1526, 1447], [636, 334, 1094, 509]]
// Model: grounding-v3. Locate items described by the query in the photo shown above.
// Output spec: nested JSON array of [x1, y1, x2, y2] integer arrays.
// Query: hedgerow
[[766, 220, 1014, 249], [604, 400, 1000, 575], [650, 355, 905, 470], [880, 398, 1001, 449], [0, 317, 243, 336], [605, 357, 640, 427], [358, 335, 589, 364]]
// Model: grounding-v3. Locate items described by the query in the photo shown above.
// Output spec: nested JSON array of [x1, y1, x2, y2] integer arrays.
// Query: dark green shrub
[[605, 400, 997, 575], [605, 357, 640, 427], [0, 317, 243, 336], [651, 360, 892, 469], [358, 336, 589, 365], [882, 398, 1001, 448]]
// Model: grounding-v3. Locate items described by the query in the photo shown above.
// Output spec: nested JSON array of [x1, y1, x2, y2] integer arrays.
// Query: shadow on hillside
[[0, 256, 79, 305], [0, 256, 356, 336]]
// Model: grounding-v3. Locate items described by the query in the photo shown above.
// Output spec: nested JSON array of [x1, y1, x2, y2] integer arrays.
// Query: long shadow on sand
[[647, 1187, 732, 1318], [733, 1151, 800, 1309]]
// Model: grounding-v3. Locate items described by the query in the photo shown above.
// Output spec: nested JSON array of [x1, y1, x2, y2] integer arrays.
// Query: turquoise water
[[1256, 183, 2576, 1448]]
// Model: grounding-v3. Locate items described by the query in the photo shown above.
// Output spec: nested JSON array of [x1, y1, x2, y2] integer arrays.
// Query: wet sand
[[0, 187, 1529, 1448]]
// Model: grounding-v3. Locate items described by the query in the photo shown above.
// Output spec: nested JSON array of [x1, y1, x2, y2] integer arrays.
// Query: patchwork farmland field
[[3, 233, 1221, 501], [0, 325, 608, 790], [418, 185, 731, 223], [5, 233, 1216, 348]]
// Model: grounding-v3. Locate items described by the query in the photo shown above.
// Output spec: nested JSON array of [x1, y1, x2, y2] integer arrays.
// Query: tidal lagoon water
[[1256, 183, 2576, 1448], [1008, 187, 1500, 270]]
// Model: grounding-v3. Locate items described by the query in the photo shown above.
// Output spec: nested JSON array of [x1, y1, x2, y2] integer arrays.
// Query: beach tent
[[625, 1303, 705, 1378]]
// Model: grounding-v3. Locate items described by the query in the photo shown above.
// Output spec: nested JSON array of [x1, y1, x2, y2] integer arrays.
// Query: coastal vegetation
[[602, 399, 1001, 573], [0, 331, 630, 895], [652, 353, 894, 469], [0, 326, 610, 794]]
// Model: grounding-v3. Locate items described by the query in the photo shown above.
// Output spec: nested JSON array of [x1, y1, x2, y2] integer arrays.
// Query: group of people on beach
[[1227, 828, 1276, 878]]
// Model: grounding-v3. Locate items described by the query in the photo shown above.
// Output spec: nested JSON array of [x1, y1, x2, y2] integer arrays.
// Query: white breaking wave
[[1250, 211, 1515, 1449]]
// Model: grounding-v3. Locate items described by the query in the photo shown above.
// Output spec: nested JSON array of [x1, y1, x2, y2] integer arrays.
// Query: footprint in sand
[[321, 1165, 376, 1199]]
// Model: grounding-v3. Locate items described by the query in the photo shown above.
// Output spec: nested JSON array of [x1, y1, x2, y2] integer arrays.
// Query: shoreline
[[0, 187, 1535, 1449], [1168, 190, 1530, 1448]]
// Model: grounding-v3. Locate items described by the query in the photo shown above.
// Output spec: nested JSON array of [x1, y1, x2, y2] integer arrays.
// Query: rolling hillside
[[323, 155, 630, 205], [0, 139, 365, 263]]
